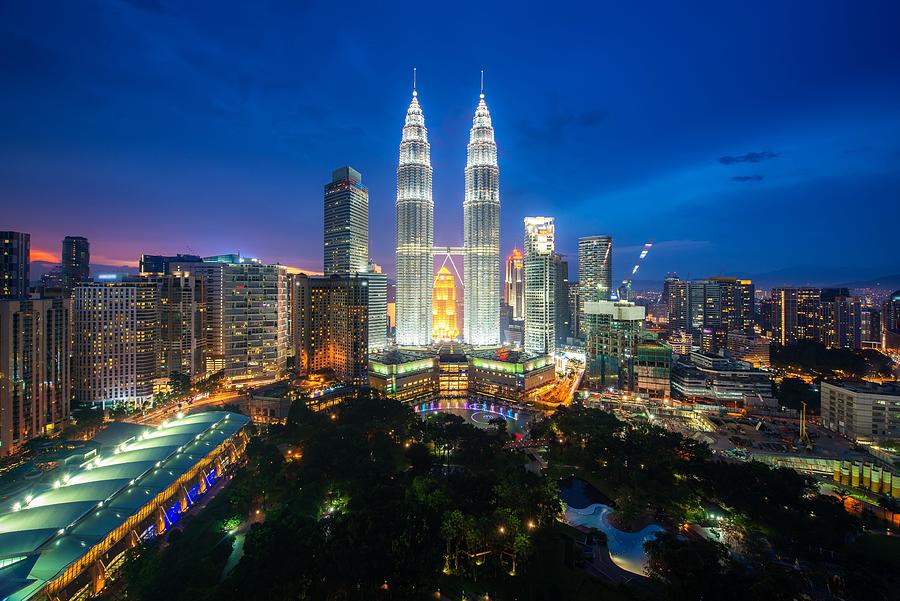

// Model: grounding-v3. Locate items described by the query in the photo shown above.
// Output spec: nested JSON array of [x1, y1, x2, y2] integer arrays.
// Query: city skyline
[[3, 2, 900, 284]]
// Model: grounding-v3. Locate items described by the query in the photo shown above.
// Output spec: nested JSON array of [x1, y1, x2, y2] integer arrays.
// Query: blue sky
[[2, 0, 899, 283]]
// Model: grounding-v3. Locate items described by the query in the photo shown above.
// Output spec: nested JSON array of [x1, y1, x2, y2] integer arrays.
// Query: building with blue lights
[[0, 411, 250, 601]]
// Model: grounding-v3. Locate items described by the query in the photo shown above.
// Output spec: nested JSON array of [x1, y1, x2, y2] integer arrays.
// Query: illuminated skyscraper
[[432, 266, 459, 341], [464, 76, 500, 346], [395, 73, 433, 346], [524, 217, 556, 355], [504, 248, 524, 319], [324, 166, 368, 276], [578, 235, 612, 335]]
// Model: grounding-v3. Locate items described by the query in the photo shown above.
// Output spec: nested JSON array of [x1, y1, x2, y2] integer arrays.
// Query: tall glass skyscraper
[[324, 167, 368, 276], [524, 217, 556, 355], [464, 83, 500, 345], [577, 235, 613, 335], [395, 81, 433, 346]]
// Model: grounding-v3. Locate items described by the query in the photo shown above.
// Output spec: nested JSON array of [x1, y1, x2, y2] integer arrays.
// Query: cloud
[[719, 150, 779, 165], [732, 175, 764, 182], [517, 109, 608, 146], [31, 247, 59, 263]]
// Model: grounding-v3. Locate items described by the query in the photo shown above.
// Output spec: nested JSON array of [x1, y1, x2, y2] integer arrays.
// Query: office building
[[1, 231, 30, 299], [432, 266, 459, 341], [73, 280, 159, 408], [583, 300, 645, 391], [725, 331, 771, 368], [821, 381, 900, 442], [294, 274, 368, 385], [139, 253, 203, 275], [635, 341, 672, 399], [553, 253, 571, 344], [61, 236, 90, 293], [671, 351, 775, 407], [145, 272, 207, 380], [504, 248, 525, 319], [568, 281, 581, 340], [463, 85, 501, 346], [324, 166, 369, 276], [39, 267, 65, 291], [523, 217, 556, 355], [578, 235, 612, 334], [368, 349, 438, 402], [0, 297, 71, 457], [395, 82, 434, 346], [667, 329, 693, 356], [709, 277, 755, 334], [661, 272, 679, 308], [362, 262, 388, 351], [667, 278, 754, 344]]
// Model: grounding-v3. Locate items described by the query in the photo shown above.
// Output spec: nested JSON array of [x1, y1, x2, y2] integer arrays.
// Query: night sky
[[2, 1, 899, 284]]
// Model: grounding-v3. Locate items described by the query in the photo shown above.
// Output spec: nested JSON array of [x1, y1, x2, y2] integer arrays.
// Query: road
[[129, 390, 246, 426]]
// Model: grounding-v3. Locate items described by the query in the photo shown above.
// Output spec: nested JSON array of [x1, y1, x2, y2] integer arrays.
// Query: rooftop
[[0, 411, 249, 601], [824, 380, 900, 396]]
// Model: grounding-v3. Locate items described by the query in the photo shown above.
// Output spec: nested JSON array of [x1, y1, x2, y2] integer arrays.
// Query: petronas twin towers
[[395, 73, 500, 346]]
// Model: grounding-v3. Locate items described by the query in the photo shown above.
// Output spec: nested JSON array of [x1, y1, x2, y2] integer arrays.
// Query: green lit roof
[[0, 411, 249, 601]]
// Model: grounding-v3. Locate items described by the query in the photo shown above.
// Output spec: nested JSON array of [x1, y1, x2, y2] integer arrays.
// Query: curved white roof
[[0, 411, 249, 601]]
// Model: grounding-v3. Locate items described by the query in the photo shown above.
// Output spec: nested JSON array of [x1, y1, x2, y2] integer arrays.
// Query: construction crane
[[799, 401, 813, 450], [618, 242, 653, 302]]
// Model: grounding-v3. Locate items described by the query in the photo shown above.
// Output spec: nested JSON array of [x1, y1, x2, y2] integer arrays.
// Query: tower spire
[[480, 70, 484, 99], [413, 67, 417, 97]]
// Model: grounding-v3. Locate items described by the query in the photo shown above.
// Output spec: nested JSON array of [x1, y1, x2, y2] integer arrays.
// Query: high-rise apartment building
[[73, 280, 159, 408], [463, 85, 501, 346], [881, 291, 900, 350], [523, 217, 556, 355], [324, 166, 369, 276], [169, 255, 288, 379], [145, 272, 207, 380], [568, 281, 581, 339], [0, 297, 71, 457], [395, 83, 434, 346], [821, 288, 861, 349], [771, 287, 822, 346], [578, 236, 612, 335], [709, 277, 755, 334], [504, 248, 525, 319], [1, 232, 30, 300], [293, 274, 368, 385], [553, 253, 571, 344], [61, 236, 90, 293], [860, 306, 881, 346]]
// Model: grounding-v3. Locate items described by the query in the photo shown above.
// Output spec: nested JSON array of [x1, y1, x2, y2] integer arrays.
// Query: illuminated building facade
[[0, 297, 71, 457], [395, 82, 434, 346], [170, 256, 289, 380], [61, 235, 90, 294], [584, 300, 645, 391], [368, 349, 437, 402], [294, 274, 369, 385], [820, 288, 861, 349], [635, 341, 672, 399], [0, 231, 30, 300], [771, 287, 822, 346], [463, 85, 501, 346], [145, 272, 207, 380], [822, 381, 900, 442], [504, 248, 524, 319], [432, 266, 459, 341], [73, 280, 159, 408], [324, 166, 369, 276], [883, 290, 900, 350], [553, 253, 572, 344], [524, 217, 556, 355], [362, 262, 388, 351], [577, 236, 612, 335]]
